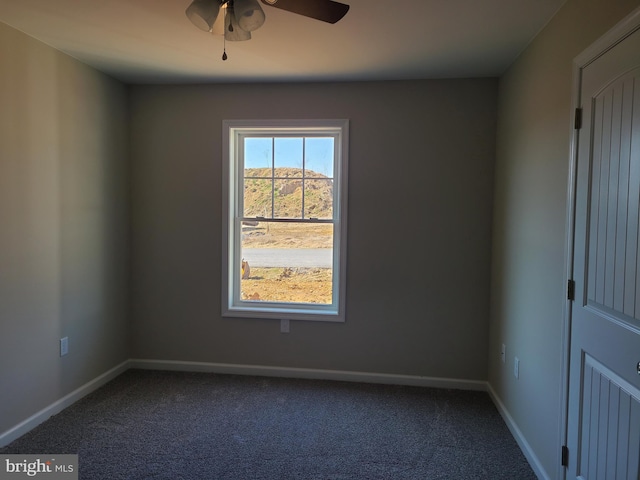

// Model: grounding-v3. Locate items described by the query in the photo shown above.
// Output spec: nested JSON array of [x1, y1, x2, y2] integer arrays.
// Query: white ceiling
[[0, 0, 566, 84]]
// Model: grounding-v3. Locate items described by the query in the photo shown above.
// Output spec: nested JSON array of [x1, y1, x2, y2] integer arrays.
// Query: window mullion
[[302, 138, 306, 219], [270, 137, 275, 219]]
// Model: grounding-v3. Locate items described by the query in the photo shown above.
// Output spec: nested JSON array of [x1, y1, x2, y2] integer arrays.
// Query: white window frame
[[222, 119, 349, 322]]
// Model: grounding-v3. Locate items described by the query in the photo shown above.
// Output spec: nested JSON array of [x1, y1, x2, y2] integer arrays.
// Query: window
[[222, 119, 349, 322]]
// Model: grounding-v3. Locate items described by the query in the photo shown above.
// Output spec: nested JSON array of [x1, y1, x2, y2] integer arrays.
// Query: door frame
[[562, 6, 640, 480]]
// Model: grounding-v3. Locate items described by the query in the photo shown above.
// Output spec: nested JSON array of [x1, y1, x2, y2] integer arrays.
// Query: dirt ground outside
[[241, 222, 333, 249], [241, 267, 332, 304]]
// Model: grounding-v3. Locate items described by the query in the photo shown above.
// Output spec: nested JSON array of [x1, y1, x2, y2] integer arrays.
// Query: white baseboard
[[129, 358, 488, 391], [487, 384, 550, 480], [0, 360, 130, 448]]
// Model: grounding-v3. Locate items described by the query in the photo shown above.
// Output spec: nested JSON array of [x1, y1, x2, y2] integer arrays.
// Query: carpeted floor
[[1, 370, 537, 479]]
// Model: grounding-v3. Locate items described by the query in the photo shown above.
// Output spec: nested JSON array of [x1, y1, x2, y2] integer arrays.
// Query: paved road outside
[[242, 248, 332, 268]]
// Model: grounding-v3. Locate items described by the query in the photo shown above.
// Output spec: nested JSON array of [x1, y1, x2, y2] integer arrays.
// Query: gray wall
[[489, 0, 640, 478], [129, 80, 497, 379], [0, 22, 129, 434]]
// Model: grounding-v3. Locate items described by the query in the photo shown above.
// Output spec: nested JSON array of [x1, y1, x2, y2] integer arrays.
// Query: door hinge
[[567, 280, 576, 301], [574, 108, 583, 130], [561, 445, 569, 467]]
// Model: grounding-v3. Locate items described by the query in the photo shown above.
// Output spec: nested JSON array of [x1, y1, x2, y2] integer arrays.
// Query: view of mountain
[[244, 168, 333, 219]]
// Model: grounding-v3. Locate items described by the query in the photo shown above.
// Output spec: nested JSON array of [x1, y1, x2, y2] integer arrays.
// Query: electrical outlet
[[501, 344, 506, 363], [280, 319, 290, 334], [60, 337, 69, 357], [514, 357, 520, 379]]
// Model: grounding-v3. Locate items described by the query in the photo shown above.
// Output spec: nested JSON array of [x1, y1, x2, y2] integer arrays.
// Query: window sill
[[222, 305, 344, 323]]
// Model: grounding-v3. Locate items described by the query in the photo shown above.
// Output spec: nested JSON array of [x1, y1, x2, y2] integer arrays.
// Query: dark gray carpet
[[1, 370, 536, 479]]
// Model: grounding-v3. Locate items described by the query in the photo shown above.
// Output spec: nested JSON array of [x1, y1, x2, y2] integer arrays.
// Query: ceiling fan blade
[[260, 0, 349, 24]]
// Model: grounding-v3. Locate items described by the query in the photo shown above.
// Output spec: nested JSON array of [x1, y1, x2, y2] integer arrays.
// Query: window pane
[[274, 179, 302, 218], [244, 178, 272, 217], [304, 179, 333, 219], [244, 137, 272, 169], [274, 138, 303, 171], [240, 222, 334, 305], [305, 137, 334, 178]]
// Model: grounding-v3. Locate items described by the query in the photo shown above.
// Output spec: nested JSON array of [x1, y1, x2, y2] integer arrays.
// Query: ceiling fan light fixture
[[186, 0, 221, 32], [224, 4, 252, 41], [233, 0, 266, 32]]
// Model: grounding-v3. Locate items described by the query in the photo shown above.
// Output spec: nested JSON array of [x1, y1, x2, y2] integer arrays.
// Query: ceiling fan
[[186, 0, 350, 49]]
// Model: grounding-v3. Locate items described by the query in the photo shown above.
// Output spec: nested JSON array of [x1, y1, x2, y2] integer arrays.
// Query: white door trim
[[562, 6, 640, 480]]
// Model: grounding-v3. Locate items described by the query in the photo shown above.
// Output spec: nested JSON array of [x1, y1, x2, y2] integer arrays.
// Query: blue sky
[[244, 137, 334, 177]]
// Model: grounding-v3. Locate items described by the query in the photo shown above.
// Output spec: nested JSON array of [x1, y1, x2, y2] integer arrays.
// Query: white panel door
[[568, 26, 640, 480]]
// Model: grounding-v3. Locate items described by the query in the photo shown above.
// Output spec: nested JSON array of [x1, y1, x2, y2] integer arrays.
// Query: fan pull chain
[[222, 6, 228, 60]]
